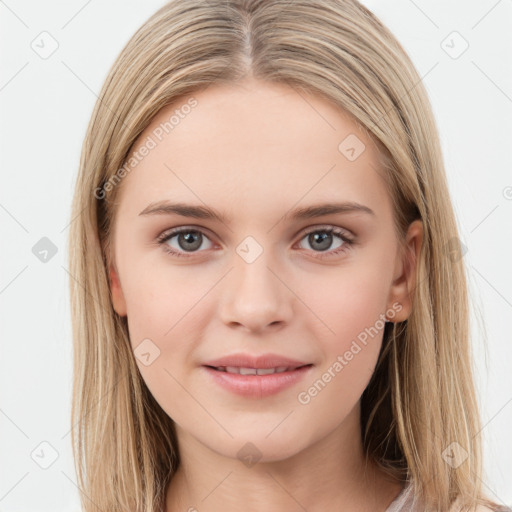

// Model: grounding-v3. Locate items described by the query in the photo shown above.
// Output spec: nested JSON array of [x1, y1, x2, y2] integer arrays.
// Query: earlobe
[[386, 219, 423, 323], [109, 264, 127, 317]]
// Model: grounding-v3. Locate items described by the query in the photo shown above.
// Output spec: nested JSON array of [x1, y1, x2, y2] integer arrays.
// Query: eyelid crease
[[155, 223, 355, 243], [155, 224, 356, 260]]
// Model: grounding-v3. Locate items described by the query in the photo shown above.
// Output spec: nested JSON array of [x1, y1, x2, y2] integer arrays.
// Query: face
[[108, 78, 422, 463]]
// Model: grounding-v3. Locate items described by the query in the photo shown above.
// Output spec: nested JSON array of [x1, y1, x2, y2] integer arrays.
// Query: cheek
[[120, 257, 210, 346], [118, 263, 215, 415], [306, 264, 390, 348], [331, 285, 387, 353], [296, 279, 387, 417], [299, 266, 389, 402]]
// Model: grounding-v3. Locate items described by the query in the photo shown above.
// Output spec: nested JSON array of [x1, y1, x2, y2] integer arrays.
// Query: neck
[[165, 403, 403, 512]]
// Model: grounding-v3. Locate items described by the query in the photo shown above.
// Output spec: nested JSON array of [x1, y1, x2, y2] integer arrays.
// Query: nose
[[218, 250, 293, 334]]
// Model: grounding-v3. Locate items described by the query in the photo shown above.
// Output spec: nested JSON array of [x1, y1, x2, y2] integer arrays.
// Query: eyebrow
[[138, 200, 375, 223]]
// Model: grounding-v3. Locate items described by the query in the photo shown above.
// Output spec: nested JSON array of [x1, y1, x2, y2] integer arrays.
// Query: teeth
[[256, 368, 277, 375], [215, 366, 293, 375], [239, 367, 257, 375]]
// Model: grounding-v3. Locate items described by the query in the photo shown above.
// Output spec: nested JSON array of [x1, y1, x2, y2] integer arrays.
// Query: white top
[[385, 482, 419, 512], [385, 481, 512, 512]]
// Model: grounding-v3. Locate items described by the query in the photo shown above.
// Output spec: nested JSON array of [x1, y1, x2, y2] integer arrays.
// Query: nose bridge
[[219, 235, 292, 332]]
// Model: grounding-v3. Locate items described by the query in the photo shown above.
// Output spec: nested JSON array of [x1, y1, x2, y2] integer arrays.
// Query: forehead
[[116, 79, 392, 224]]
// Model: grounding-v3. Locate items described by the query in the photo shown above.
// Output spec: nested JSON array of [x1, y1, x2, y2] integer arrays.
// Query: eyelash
[[156, 226, 355, 260]]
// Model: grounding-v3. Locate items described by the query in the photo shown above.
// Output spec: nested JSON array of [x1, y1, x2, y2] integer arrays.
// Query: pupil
[[179, 231, 201, 251], [310, 232, 331, 251]]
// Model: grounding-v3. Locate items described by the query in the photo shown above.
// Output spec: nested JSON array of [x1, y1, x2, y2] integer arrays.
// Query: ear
[[109, 263, 127, 317], [386, 219, 423, 323]]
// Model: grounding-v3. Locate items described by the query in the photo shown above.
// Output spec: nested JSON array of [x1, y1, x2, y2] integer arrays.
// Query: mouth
[[202, 364, 314, 398], [205, 364, 313, 375]]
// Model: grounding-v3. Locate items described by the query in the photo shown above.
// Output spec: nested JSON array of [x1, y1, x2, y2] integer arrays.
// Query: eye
[[296, 226, 354, 259], [156, 225, 355, 259], [156, 227, 214, 257]]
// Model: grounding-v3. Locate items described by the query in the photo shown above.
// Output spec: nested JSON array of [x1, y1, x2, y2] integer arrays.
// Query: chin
[[200, 432, 307, 466]]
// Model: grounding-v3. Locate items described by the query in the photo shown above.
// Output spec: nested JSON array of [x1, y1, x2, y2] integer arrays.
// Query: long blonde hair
[[68, 1, 497, 510]]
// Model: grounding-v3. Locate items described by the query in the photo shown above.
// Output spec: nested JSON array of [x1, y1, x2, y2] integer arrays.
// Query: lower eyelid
[[157, 227, 353, 256], [299, 228, 353, 244], [158, 229, 214, 251], [296, 232, 353, 255]]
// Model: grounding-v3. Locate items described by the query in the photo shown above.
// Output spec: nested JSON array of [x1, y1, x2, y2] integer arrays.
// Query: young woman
[[68, 1, 509, 511]]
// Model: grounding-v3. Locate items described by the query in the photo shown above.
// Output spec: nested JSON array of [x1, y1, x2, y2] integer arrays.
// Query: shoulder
[[450, 503, 512, 512]]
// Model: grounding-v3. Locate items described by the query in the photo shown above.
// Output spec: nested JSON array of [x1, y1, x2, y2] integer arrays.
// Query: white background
[[0, 0, 511, 510]]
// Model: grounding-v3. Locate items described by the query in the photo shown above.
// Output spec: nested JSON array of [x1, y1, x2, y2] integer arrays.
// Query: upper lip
[[202, 353, 312, 369]]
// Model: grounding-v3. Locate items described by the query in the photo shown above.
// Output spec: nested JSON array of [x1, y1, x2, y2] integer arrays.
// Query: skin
[[109, 77, 423, 512]]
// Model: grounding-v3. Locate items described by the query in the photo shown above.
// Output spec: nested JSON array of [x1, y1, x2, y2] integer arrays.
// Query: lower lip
[[202, 365, 313, 398]]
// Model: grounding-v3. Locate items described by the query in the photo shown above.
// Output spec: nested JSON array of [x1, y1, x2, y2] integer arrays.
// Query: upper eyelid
[[157, 224, 353, 245], [157, 225, 216, 244], [300, 225, 353, 237]]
